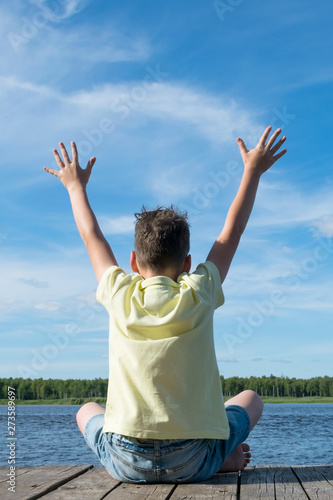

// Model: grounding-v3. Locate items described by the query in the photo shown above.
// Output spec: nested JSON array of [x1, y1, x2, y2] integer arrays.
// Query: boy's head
[[132, 206, 190, 277]]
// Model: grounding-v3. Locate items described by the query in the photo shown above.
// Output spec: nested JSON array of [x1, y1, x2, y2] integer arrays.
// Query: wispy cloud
[[79, 338, 108, 343], [34, 301, 63, 312], [29, 0, 88, 20], [0, 74, 260, 169], [66, 81, 260, 145], [0, 300, 17, 312], [99, 215, 134, 235], [18, 277, 49, 288], [217, 357, 239, 363], [0, 75, 60, 97], [247, 179, 333, 235], [311, 215, 333, 238]]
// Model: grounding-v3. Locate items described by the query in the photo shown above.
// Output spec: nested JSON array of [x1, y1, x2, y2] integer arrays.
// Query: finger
[[71, 141, 78, 164], [270, 136, 286, 155], [44, 166, 60, 178], [236, 137, 249, 157], [266, 128, 282, 149], [59, 142, 71, 164], [86, 157, 96, 173], [272, 148, 287, 163], [52, 149, 65, 169], [259, 126, 273, 146]]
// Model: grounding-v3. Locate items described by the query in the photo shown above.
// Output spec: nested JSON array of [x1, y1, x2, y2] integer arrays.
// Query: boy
[[44, 126, 287, 483]]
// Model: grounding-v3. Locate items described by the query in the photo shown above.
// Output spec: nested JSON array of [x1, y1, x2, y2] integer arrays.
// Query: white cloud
[[246, 179, 333, 235], [65, 81, 259, 146], [59, 0, 87, 19], [217, 357, 239, 363], [150, 162, 203, 201], [74, 292, 98, 304], [79, 338, 108, 343], [29, 0, 88, 20], [0, 300, 17, 312], [85, 32, 151, 63], [0, 75, 60, 97], [18, 277, 49, 288], [34, 301, 63, 312], [99, 215, 134, 235], [310, 215, 333, 238], [0, 252, 97, 306]]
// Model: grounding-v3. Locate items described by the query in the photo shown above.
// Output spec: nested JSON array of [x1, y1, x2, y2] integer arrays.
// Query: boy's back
[[97, 261, 229, 439]]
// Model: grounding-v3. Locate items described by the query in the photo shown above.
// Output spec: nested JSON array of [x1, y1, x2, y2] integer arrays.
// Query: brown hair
[[134, 206, 190, 272]]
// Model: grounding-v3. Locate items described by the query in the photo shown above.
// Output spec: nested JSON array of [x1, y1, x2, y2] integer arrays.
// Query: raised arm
[[44, 142, 118, 282], [207, 126, 287, 284]]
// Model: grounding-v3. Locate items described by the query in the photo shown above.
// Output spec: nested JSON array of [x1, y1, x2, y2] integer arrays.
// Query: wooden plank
[[169, 472, 238, 499], [292, 465, 333, 500], [40, 467, 120, 499], [239, 466, 275, 499], [320, 465, 333, 485], [104, 482, 176, 500], [0, 464, 92, 500], [273, 466, 309, 499], [2, 465, 332, 500], [0, 467, 32, 483]]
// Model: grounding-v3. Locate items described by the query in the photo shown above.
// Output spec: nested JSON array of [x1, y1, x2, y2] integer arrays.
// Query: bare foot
[[218, 443, 251, 472]]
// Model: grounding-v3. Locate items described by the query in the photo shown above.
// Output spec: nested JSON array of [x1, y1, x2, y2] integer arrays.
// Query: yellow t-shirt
[[96, 260, 230, 439]]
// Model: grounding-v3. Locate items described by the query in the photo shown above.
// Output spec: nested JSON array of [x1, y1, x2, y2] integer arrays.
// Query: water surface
[[0, 404, 332, 466]]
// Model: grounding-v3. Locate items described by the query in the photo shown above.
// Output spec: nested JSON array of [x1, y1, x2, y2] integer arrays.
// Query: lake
[[0, 404, 332, 467]]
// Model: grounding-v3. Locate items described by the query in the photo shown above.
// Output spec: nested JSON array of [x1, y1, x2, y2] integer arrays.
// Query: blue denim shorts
[[83, 405, 250, 483]]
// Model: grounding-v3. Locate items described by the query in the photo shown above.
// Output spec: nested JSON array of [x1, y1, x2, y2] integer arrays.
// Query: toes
[[241, 443, 250, 452]]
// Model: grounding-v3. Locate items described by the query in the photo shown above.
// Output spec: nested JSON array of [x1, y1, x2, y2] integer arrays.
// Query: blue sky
[[1, 0, 332, 381]]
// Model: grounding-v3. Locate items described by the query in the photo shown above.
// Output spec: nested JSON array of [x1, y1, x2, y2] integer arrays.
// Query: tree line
[[1, 375, 333, 401], [220, 375, 333, 398]]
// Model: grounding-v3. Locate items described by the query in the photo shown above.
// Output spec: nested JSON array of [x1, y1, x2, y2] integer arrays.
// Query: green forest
[[1, 375, 333, 402]]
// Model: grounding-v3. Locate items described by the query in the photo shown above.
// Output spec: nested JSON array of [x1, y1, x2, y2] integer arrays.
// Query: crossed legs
[[76, 390, 263, 473], [219, 390, 264, 472]]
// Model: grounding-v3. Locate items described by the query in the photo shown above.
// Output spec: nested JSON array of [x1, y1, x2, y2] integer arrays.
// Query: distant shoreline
[[1, 396, 332, 405]]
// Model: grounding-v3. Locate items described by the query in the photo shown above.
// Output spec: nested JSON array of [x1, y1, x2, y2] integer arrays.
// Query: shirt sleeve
[[96, 266, 127, 311], [181, 261, 225, 310]]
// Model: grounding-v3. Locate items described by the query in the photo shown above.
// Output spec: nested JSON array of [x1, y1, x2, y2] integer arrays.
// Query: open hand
[[44, 142, 96, 191], [236, 126, 287, 176]]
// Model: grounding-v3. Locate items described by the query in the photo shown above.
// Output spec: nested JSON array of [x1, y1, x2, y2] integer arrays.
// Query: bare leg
[[76, 402, 105, 436], [218, 390, 263, 472], [225, 390, 263, 431]]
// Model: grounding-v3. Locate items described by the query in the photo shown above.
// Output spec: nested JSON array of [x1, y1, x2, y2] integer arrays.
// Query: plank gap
[[289, 467, 312, 500], [236, 471, 241, 500], [164, 484, 177, 500], [99, 480, 124, 500]]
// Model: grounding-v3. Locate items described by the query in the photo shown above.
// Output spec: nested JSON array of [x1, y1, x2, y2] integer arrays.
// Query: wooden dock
[[1, 464, 332, 499]]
